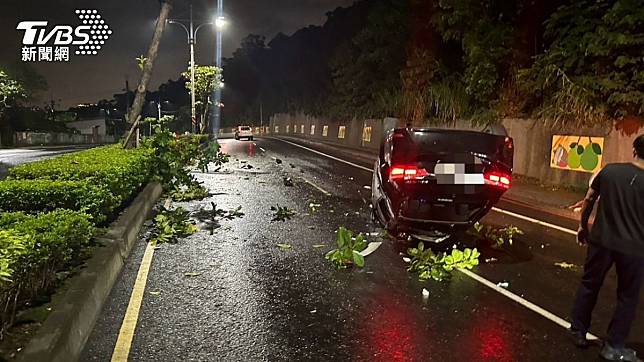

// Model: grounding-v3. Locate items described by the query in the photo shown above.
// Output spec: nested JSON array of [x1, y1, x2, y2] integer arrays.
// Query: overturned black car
[[371, 127, 514, 242]]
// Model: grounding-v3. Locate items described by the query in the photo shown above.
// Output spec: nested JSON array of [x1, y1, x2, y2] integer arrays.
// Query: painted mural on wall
[[551, 135, 604, 173]]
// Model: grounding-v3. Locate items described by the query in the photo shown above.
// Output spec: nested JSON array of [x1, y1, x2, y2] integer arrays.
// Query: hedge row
[[0, 145, 154, 337], [8, 145, 154, 205], [0, 210, 94, 335], [0, 179, 119, 224]]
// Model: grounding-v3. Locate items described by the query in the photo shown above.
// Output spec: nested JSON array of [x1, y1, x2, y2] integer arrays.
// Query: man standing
[[570, 134, 644, 361]]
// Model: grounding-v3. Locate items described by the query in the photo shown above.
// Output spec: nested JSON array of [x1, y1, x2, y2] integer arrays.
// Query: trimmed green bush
[[0, 210, 94, 336], [0, 179, 119, 224], [9, 145, 153, 204]]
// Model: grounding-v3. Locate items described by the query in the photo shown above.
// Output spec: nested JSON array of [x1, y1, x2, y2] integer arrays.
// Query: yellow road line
[[111, 242, 156, 362]]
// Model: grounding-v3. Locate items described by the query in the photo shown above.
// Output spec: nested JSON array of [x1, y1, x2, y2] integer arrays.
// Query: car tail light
[[390, 165, 429, 182], [485, 171, 511, 189]]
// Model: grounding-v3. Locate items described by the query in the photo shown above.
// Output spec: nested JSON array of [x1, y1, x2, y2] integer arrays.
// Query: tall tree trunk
[[124, 0, 173, 148]]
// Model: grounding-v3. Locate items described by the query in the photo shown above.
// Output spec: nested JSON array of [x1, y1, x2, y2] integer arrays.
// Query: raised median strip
[[17, 182, 163, 362]]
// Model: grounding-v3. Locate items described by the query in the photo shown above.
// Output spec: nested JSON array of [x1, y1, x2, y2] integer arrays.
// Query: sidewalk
[[272, 136, 586, 223]]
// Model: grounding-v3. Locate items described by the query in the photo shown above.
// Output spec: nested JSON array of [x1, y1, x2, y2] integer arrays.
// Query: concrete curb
[[17, 182, 163, 362]]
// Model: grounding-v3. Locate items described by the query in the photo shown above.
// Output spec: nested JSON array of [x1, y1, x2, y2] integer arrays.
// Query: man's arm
[[577, 188, 599, 245]]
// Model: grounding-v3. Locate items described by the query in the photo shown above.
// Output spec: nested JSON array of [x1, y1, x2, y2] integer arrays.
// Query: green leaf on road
[[352, 251, 365, 268]]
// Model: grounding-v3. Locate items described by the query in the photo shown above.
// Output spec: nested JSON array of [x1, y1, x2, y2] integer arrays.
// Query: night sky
[[0, 0, 353, 108]]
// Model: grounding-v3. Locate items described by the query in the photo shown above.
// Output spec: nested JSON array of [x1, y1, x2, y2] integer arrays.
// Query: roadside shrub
[[142, 116, 229, 191], [0, 179, 119, 224], [0, 210, 94, 337], [8, 145, 153, 204]]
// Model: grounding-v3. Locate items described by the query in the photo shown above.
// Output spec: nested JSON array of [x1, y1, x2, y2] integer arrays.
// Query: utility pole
[[260, 99, 263, 133]]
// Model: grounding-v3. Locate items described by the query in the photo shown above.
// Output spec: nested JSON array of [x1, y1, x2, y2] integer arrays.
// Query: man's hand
[[577, 227, 589, 246]]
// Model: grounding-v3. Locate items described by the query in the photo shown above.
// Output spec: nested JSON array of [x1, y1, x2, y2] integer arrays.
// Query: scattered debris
[[484, 258, 499, 263], [149, 291, 161, 296], [223, 206, 245, 220], [407, 243, 480, 282], [275, 158, 283, 164], [470, 223, 523, 247], [310, 309, 317, 314], [358, 242, 382, 257], [276, 243, 292, 250], [271, 205, 296, 222], [150, 207, 197, 244], [555, 261, 577, 270], [402, 257, 411, 263], [309, 202, 321, 213], [240, 163, 254, 169], [312, 244, 326, 248], [192, 202, 243, 234], [422, 288, 430, 298], [184, 272, 202, 277], [363, 185, 372, 190], [283, 177, 294, 187], [289, 163, 296, 168], [496, 282, 510, 289], [325, 227, 367, 268]]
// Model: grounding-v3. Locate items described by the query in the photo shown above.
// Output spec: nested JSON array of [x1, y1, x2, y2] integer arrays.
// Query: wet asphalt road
[[0, 145, 93, 179], [82, 138, 644, 361]]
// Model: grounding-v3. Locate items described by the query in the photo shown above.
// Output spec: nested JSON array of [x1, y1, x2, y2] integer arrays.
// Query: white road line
[[491, 207, 577, 236], [270, 137, 597, 339], [273, 138, 373, 172], [301, 177, 331, 196], [458, 268, 599, 340], [273, 137, 577, 236]]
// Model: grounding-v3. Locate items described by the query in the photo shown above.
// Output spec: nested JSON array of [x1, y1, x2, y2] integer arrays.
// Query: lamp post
[[212, 0, 225, 137], [167, 4, 214, 133]]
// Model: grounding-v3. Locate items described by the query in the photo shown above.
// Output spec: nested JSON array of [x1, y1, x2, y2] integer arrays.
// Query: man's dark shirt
[[590, 163, 644, 258]]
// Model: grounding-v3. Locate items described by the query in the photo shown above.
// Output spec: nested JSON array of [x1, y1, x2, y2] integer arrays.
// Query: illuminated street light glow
[[215, 16, 226, 29]]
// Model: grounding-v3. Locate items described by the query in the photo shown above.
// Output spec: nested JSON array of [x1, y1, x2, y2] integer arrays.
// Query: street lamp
[[167, 5, 215, 134], [212, 0, 225, 137], [214, 16, 227, 30]]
